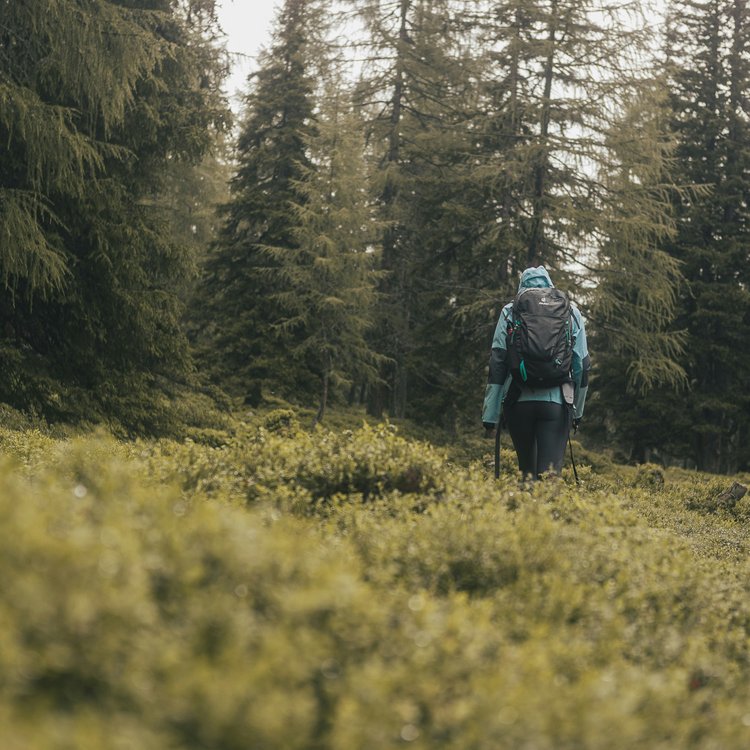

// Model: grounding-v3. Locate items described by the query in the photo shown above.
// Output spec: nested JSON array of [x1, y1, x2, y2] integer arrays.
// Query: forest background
[[2, 0, 750, 475]]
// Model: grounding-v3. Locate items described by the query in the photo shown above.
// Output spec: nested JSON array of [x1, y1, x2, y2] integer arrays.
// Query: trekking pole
[[568, 435, 580, 485], [494, 411, 502, 479]]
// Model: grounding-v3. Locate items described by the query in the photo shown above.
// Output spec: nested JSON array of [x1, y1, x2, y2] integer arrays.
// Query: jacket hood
[[518, 266, 554, 292]]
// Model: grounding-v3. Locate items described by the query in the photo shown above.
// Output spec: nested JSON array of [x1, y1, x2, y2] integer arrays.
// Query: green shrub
[[632, 462, 666, 489], [294, 425, 447, 502], [335, 493, 558, 596], [262, 408, 301, 435], [1, 423, 750, 748], [0, 427, 59, 474]]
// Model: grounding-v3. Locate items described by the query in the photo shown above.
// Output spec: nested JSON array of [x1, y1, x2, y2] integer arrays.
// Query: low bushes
[[0, 418, 749, 748], [132, 422, 451, 509]]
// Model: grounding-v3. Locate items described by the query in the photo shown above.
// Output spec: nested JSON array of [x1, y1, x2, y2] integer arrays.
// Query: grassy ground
[[1, 403, 749, 749]]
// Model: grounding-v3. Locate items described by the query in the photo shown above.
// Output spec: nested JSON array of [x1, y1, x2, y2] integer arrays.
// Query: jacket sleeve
[[481, 306, 511, 427], [571, 307, 591, 420]]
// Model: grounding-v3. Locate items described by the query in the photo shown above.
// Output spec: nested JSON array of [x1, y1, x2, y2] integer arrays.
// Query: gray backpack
[[506, 288, 574, 388]]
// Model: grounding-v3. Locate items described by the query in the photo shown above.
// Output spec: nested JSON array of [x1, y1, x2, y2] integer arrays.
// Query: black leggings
[[505, 400, 570, 479]]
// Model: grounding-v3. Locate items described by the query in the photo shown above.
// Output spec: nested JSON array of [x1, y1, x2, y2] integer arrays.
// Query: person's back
[[482, 266, 590, 479]]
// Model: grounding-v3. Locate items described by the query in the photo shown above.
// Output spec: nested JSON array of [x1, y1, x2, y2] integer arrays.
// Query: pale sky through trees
[[217, 0, 279, 109], [216, 0, 669, 114]]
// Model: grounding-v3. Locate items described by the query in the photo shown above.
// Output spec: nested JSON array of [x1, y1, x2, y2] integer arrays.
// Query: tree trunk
[[725, 0, 744, 227], [313, 370, 330, 427], [392, 360, 408, 419], [367, 381, 387, 418], [367, 0, 409, 420], [696, 429, 722, 474], [528, 1, 557, 266], [629, 442, 646, 465]]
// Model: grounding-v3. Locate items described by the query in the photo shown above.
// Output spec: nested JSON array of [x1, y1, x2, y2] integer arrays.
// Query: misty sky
[[217, 0, 279, 109]]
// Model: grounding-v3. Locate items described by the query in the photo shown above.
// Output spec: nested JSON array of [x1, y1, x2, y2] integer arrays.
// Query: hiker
[[482, 266, 590, 479]]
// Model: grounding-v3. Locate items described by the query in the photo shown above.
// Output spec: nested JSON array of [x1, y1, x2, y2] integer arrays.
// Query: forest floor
[[1, 401, 750, 749]]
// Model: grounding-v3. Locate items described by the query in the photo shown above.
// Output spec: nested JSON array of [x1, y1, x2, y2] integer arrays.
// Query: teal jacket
[[482, 266, 590, 427]]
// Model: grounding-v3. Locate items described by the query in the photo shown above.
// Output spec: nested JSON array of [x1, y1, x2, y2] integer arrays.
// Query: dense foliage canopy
[[3, 0, 750, 470], [0, 0, 229, 430]]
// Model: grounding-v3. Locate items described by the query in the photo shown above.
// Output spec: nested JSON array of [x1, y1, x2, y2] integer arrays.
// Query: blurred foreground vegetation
[[1, 404, 750, 749]]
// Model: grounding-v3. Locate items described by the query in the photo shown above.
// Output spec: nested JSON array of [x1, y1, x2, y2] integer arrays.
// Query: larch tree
[[459, 0, 698, 444], [589, 82, 693, 462], [471, 0, 656, 279]]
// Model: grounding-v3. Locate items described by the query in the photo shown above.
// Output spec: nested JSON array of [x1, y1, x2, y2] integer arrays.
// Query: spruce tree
[[0, 0, 163, 295], [272, 82, 381, 424], [346, 0, 413, 418], [158, 145, 232, 273], [0, 0, 229, 428], [393, 0, 505, 428], [657, 0, 750, 472], [195, 0, 323, 403]]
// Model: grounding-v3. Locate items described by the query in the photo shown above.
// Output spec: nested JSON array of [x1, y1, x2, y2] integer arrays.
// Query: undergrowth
[[0, 407, 749, 748]]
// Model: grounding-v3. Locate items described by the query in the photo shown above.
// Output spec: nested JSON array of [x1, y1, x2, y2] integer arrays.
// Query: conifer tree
[[349, 0, 682, 428], [0, 0, 162, 294], [656, 0, 750, 472], [347, 0, 485, 420], [441, 0, 701, 444], [0, 0, 229, 428], [157, 149, 232, 292], [593, 85, 688, 393], [346, 0, 413, 418], [588, 83, 693, 460], [272, 82, 381, 424], [195, 0, 323, 403], [473, 0, 654, 277], [393, 0, 505, 427]]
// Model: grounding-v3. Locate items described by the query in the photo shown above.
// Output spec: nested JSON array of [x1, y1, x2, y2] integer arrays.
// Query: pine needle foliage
[[194, 0, 325, 403], [592, 83, 690, 397], [271, 82, 382, 424], [656, 0, 750, 471], [0, 0, 230, 428]]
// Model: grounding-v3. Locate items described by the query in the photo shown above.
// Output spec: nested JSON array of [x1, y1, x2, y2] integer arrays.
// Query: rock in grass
[[688, 481, 748, 513], [713, 481, 747, 510]]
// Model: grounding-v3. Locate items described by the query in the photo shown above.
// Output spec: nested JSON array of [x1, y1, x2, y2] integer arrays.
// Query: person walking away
[[482, 266, 590, 479]]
